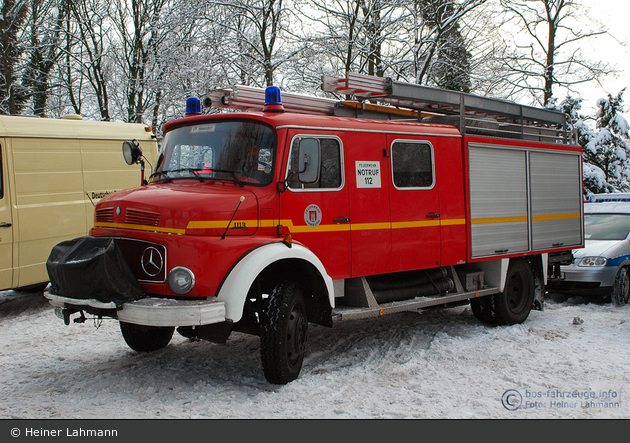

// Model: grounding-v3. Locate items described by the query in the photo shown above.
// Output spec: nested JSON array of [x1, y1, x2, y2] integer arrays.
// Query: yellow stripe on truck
[[472, 213, 581, 225], [97, 217, 469, 235]]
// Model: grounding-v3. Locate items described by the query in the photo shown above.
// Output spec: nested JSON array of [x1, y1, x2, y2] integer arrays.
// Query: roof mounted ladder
[[206, 85, 338, 115], [323, 72, 572, 143]]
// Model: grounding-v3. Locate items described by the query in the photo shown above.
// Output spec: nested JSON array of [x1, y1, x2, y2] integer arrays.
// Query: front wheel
[[611, 267, 630, 306], [260, 281, 308, 384], [120, 322, 174, 352]]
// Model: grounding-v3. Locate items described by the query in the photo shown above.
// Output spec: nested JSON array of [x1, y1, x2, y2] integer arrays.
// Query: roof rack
[[323, 72, 573, 144], [205, 72, 574, 144]]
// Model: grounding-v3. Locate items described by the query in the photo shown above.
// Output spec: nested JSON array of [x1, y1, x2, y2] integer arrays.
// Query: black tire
[[471, 260, 535, 326], [119, 322, 174, 352], [260, 281, 308, 384], [611, 267, 630, 306], [470, 295, 495, 324]]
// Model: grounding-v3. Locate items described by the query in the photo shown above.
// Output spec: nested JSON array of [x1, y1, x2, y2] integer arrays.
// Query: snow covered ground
[[0, 288, 628, 419]]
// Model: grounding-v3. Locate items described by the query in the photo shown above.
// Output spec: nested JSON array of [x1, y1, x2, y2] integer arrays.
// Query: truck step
[[331, 286, 500, 322]]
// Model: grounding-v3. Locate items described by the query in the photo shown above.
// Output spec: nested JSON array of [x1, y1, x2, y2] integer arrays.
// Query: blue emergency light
[[186, 97, 201, 116], [262, 86, 285, 113]]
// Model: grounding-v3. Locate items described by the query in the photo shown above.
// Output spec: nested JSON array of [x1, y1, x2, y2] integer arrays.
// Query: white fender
[[475, 258, 510, 292], [216, 242, 335, 322], [476, 256, 546, 291]]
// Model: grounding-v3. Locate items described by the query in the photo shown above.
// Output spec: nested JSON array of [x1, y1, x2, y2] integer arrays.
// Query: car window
[[584, 213, 630, 240]]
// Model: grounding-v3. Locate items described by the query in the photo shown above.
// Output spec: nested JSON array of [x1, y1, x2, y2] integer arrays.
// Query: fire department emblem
[[304, 204, 322, 228]]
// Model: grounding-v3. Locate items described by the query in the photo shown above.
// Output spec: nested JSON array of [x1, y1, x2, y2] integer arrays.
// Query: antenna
[[222, 196, 245, 240]]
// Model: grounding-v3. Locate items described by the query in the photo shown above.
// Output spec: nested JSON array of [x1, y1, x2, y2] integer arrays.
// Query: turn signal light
[[283, 233, 292, 247]]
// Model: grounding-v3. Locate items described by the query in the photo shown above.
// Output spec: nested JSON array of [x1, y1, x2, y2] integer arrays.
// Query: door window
[[391, 141, 435, 189], [287, 136, 343, 190]]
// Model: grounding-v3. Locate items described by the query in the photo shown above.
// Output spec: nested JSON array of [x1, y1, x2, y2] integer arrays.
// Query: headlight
[[168, 267, 195, 294], [578, 257, 607, 267]]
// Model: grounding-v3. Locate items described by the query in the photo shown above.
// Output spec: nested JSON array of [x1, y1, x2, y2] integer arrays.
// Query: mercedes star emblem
[[141, 247, 164, 277]]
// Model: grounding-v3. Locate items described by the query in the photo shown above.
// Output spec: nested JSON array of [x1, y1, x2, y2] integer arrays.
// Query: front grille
[[95, 208, 114, 223], [114, 238, 167, 283], [125, 208, 160, 226]]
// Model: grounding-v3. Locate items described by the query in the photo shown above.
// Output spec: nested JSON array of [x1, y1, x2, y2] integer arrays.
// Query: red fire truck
[[44, 73, 584, 384]]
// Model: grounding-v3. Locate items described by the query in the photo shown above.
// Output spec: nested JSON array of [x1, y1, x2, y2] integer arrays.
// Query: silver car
[[547, 194, 630, 305]]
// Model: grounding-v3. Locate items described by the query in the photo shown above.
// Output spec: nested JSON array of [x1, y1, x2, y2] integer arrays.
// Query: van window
[[391, 141, 434, 189], [287, 136, 343, 190]]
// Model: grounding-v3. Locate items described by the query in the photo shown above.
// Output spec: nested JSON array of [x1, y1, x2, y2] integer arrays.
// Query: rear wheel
[[470, 295, 495, 324], [260, 280, 308, 384], [471, 260, 535, 325], [120, 322, 174, 352], [612, 267, 630, 306]]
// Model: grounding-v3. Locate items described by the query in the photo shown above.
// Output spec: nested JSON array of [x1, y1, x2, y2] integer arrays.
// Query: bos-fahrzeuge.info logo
[[501, 389, 620, 411]]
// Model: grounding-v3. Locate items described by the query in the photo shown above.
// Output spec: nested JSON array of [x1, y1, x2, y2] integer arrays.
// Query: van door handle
[[426, 213, 440, 218], [333, 217, 350, 223], [0, 222, 11, 228]]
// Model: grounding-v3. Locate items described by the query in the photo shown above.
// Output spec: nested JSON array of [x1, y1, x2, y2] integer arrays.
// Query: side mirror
[[122, 140, 143, 166], [297, 138, 321, 184]]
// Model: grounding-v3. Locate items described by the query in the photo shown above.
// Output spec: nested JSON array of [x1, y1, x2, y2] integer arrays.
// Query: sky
[[573, 0, 630, 117]]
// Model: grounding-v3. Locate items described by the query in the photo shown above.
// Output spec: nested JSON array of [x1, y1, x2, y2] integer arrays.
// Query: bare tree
[[0, 0, 29, 114], [496, 0, 610, 106], [298, 0, 408, 83], [203, 0, 297, 87], [64, 0, 113, 121], [21, 0, 67, 116], [395, 0, 485, 88], [112, 0, 173, 123]]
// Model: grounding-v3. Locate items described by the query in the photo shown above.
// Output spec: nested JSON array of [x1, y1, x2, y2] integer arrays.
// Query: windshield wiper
[[149, 168, 244, 187], [148, 170, 172, 182], [149, 168, 206, 183], [210, 169, 245, 187]]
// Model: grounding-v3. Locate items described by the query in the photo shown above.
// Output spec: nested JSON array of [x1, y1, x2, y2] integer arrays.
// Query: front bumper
[[44, 291, 226, 327], [546, 264, 618, 295], [560, 264, 618, 287]]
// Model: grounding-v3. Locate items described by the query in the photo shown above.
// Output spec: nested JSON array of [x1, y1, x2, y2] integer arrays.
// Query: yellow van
[[0, 114, 158, 291]]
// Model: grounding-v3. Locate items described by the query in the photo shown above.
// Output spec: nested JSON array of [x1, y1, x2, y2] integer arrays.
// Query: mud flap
[[46, 236, 144, 305]]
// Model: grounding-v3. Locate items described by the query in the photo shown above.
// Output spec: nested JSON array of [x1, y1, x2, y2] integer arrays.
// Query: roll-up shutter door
[[530, 151, 583, 250], [469, 145, 529, 258]]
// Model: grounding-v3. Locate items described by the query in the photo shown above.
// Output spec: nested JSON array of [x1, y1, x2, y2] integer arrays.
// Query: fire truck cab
[[44, 73, 584, 384]]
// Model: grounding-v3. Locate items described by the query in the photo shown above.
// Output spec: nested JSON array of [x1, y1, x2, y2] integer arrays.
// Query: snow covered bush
[[560, 90, 630, 197]]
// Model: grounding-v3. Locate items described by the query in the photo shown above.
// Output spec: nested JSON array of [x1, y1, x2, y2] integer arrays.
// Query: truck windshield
[[584, 213, 630, 240], [153, 121, 276, 186]]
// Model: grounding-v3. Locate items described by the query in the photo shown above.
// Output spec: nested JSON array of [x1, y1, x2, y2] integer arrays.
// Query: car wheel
[[471, 259, 535, 325], [120, 322, 175, 352], [611, 267, 630, 306]]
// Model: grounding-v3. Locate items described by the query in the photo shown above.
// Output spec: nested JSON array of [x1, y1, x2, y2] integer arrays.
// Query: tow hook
[[54, 307, 86, 325]]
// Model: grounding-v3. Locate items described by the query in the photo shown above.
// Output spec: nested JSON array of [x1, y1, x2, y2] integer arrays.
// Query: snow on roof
[[589, 193, 630, 203], [585, 201, 630, 214]]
